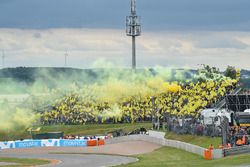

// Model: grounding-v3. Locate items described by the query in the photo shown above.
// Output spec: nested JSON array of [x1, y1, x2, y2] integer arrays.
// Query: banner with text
[[0, 139, 87, 150]]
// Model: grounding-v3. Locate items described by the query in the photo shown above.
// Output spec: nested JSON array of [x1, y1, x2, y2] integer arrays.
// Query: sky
[[0, 0, 250, 69]]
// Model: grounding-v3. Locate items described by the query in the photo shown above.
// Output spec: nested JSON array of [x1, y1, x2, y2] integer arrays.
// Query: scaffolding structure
[[225, 94, 250, 112]]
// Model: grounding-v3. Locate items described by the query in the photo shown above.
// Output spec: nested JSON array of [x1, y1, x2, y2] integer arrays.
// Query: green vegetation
[[0, 123, 152, 141], [224, 66, 239, 80], [37, 123, 152, 136], [0, 157, 50, 167], [119, 147, 250, 167], [165, 132, 221, 148]]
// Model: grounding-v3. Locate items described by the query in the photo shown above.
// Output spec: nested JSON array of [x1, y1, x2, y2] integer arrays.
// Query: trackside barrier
[[87, 140, 97, 146], [0, 139, 106, 150], [59, 139, 87, 147], [204, 149, 212, 160], [98, 139, 105, 146], [87, 139, 105, 146], [0, 139, 87, 150], [0, 141, 14, 149], [224, 145, 250, 156], [41, 139, 60, 147], [15, 140, 42, 149], [148, 130, 165, 139], [106, 134, 223, 159]]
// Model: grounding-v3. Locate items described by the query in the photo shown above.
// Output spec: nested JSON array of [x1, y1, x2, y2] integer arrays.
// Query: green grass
[[0, 157, 50, 167], [1, 123, 221, 149], [165, 132, 221, 148], [38, 123, 152, 135], [0, 123, 152, 141], [118, 147, 250, 167]]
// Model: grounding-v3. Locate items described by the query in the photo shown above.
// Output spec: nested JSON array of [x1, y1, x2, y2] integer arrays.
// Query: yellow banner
[[240, 124, 250, 127]]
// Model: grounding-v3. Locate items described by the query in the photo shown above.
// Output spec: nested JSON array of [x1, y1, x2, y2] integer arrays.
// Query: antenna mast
[[64, 50, 68, 67], [126, 0, 141, 70], [2, 50, 5, 68]]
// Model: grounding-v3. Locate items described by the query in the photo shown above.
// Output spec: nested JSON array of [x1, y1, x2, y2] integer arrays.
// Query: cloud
[[0, 0, 250, 31], [0, 28, 249, 70], [194, 37, 249, 49], [33, 32, 42, 39]]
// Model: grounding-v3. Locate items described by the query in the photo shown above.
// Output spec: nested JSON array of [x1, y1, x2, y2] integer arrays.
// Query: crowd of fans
[[242, 89, 250, 94], [229, 127, 250, 147], [165, 118, 222, 137], [40, 77, 237, 125]]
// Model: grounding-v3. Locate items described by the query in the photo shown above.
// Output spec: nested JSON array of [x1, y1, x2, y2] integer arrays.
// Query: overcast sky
[[0, 0, 250, 69]]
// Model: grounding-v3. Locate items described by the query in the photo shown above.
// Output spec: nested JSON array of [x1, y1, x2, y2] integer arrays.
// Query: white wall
[[106, 134, 223, 159]]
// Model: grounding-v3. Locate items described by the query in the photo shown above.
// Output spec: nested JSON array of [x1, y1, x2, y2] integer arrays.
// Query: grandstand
[[215, 87, 242, 109], [225, 94, 250, 112]]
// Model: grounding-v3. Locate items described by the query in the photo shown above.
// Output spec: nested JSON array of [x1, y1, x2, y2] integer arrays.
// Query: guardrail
[[106, 134, 223, 159], [224, 145, 250, 156], [0, 139, 106, 150]]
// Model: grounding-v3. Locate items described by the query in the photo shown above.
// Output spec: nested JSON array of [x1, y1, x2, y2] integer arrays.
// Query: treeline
[[0, 67, 195, 94], [0, 67, 249, 92], [241, 69, 250, 89], [0, 67, 195, 83], [0, 67, 91, 84]]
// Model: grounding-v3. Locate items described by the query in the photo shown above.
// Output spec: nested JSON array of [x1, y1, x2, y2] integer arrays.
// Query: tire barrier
[[0, 139, 105, 150]]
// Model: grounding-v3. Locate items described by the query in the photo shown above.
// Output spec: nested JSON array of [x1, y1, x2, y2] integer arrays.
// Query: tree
[[225, 66, 237, 79]]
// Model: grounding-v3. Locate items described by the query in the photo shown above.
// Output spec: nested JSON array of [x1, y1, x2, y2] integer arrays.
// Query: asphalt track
[[0, 153, 137, 167], [0, 141, 161, 167]]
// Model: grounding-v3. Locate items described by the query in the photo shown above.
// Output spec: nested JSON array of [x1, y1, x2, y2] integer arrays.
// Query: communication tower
[[126, 0, 141, 70]]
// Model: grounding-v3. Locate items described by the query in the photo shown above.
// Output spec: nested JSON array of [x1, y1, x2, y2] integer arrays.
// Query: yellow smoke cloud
[[0, 107, 37, 133]]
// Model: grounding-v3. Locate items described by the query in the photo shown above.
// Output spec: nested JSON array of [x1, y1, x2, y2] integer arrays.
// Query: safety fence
[[0, 139, 105, 150], [224, 145, 250, 156]]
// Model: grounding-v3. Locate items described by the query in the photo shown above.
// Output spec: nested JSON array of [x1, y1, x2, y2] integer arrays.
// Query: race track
[[0, 141, 161, 167]]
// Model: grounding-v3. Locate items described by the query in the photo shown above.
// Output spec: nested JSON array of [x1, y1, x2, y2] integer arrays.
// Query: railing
[[224, 145, 250, 156]]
